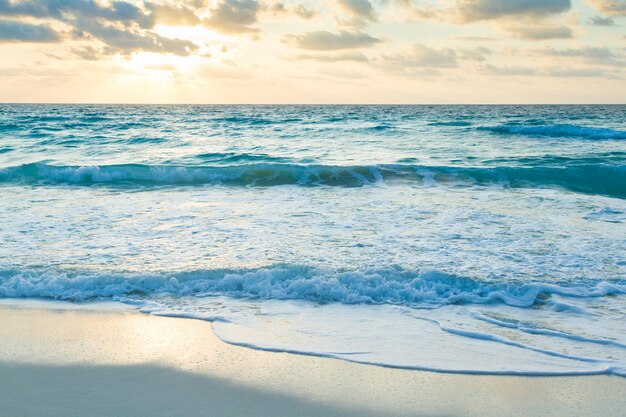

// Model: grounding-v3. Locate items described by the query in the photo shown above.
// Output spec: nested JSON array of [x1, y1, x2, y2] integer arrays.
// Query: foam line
[[1, 266, 624, 308], [473, 312, 626, 349]]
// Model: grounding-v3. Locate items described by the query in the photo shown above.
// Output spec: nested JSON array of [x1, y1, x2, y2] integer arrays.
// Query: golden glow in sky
[[0, 0, 624, 103]]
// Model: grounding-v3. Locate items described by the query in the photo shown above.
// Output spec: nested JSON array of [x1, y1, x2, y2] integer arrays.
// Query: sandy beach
[[0, 300, 624, 417], [2, 0, 626, 412]]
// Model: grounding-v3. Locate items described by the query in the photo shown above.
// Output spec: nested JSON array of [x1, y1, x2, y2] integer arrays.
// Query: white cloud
[[505, 24, 573, 40], [587, 0, 626, 16], [285, 30, 382, 50]]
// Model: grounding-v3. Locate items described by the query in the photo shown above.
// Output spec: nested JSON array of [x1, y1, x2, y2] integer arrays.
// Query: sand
[[0, 300, 625, 417]]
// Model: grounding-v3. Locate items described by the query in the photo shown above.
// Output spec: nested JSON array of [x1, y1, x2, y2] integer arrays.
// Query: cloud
[[292, 4, 316, 19], [285, 30, 381, 50], [292, 4, 316, 18], [404, 0, 576, 44], [505, 24, 573, 40], [0, 0, 204, 57], [336, 0, 377, 27], [587, 0, 626, 16], [486, 65, 619, 79], [70, 46, 101, 60], [376, 44, 496, 75], [482, 46, 625, 79], [453, 36, 498, 41], [379, 43, 457, 71], [544, 68, 615, 77], [146, 3, 201, 26], [455, 0, 571, 22], [0, 19, 60, 42], [338, 0, 376, 18], [457, 46, 492, 61], [535, 46, 624, 66], [0, 0, 204, 28], [267, 2, 315, 19], [296, 51, 369, 62], [205, 0, 260, 33], [588, 15, 616, 25], [408, 0, 572, 23], [0, 0, 152, 27], [75, 18, 198, 56], [483, 64, 536, 76]]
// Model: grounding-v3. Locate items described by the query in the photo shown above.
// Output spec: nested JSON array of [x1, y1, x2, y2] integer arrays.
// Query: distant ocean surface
[[1, 104, 625, 376]]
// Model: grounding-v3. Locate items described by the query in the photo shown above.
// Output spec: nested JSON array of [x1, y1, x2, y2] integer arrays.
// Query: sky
[[0, 0, 624, 103]]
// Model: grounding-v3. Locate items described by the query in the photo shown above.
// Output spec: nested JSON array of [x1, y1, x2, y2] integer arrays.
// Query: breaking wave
[[1, 162, 624, 198], [1, 265, 624, 308]]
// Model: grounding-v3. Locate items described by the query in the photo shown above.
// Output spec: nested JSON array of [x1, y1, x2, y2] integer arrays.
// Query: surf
[[0, 162, 624, 198]]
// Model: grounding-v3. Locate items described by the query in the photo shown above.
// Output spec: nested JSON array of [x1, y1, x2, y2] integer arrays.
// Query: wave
[[0, 162, 386, 188], [479, 124, 626, 140], [211, 116, 276, 125], [0, 162, 624, 197], [365, 123, 395, 131], [195, 152, 291, 163], [0, 123, 22, 132], [428, 121, 472, 127], [1, 266, 624, 307]]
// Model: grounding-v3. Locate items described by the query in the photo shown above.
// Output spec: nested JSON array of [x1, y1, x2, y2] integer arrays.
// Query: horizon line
[[1, 102, 625, 106]]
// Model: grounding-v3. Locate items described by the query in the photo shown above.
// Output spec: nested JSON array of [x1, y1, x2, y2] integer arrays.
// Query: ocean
[[1, 104, 625, 376]]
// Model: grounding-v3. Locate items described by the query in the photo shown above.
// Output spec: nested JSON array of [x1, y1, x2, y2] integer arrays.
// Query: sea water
[[1, 104, 625, 375]]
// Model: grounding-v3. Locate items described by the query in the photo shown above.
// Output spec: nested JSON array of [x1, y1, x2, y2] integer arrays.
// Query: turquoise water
[[1, 104, 625, 375]]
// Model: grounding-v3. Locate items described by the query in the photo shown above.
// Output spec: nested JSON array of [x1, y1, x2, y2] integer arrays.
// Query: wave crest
[[1, 266, 624, 308], [479, 124, 626, 140], [0, 162, 624, 198]]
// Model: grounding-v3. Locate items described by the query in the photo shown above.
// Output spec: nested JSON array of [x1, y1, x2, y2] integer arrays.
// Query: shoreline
[[1, 300, 625, 417]]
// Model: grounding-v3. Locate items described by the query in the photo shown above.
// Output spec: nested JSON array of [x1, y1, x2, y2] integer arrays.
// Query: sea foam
[[3, 266, 625, 376], [1, 266, 624, 307]]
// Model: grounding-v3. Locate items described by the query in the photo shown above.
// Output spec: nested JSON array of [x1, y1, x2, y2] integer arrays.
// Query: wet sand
[[0, 300, 624, 417]]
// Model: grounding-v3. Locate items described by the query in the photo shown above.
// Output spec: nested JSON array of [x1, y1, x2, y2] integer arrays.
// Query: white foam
[[3, 265, 625, 376], [187, 297, 626, 376], [1, 267, 624, 308]]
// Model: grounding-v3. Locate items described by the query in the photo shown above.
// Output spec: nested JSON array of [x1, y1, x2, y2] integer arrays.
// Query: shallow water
[[1, 104, 625, 375]]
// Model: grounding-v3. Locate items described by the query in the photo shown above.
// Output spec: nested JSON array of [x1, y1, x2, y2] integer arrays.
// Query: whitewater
[[1, 104, 625, 376]]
